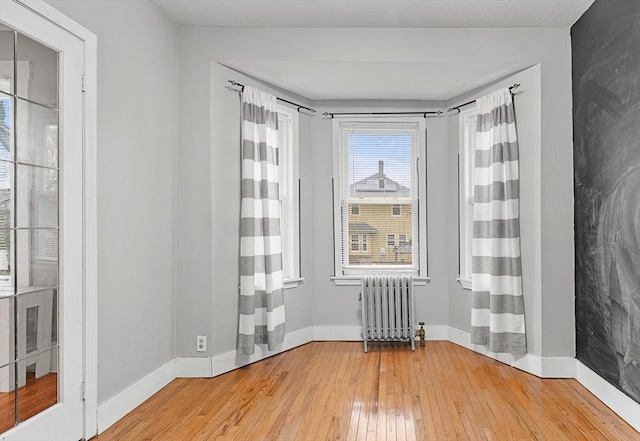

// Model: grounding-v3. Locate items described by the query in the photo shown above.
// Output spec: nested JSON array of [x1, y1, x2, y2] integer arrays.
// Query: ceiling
[[153, 0, 593, 28], [154, 0, 594, 101], [220, 60, 531, 101]]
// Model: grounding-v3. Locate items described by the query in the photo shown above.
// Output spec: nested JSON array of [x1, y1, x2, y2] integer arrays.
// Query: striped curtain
[[470, 88, 526, 354], [238, 86, 285, 356]]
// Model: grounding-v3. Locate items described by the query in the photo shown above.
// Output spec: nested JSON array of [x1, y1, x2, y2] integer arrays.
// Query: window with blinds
[[332, 118, 426, 277], [277, 105, 301, 288], [458, 107, 478, 289]]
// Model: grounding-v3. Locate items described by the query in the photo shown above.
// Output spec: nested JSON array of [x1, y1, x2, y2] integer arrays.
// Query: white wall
[[178, 26, 575, 358], [44, 0, 178, 405]]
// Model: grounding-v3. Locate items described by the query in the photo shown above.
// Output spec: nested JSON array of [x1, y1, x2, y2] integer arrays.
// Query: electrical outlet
[[196, 335, 207, 352]]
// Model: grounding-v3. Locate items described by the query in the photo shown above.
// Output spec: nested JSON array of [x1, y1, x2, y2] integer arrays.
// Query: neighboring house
[[348, 161, 413, 265]]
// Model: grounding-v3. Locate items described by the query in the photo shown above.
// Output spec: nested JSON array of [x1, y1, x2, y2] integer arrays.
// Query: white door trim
[[12, 1, 98, 438]]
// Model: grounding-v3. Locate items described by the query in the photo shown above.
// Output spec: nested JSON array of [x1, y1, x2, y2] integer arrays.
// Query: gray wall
[[30, 4, 577, 405], [446, 65, 544, 357], [177, 51, 315, 357], [308, 101, 449, 330], [178, 26, 575, 359], [44, 0, 178, 405]]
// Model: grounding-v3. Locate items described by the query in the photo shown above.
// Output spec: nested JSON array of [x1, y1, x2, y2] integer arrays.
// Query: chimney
[[378, 160, 384, 175]]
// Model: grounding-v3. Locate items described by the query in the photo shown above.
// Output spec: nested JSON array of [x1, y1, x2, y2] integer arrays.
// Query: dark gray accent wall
[[572, 0, 640, 403]]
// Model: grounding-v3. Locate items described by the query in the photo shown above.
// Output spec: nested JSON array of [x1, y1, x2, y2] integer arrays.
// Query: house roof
[[350, 161, 410, 197], [349, 223, 378, 233]]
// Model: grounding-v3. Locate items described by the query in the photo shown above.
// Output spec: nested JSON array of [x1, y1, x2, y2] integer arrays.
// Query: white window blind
[[335, 119, 423, 273]]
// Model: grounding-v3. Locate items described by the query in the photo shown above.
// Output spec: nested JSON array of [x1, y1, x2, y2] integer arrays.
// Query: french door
[[0, 1, 86, 439]]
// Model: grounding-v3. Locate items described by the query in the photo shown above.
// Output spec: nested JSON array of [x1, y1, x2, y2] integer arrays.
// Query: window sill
[[283, 277, 304, 290], [457, 277, 472, 290], [331, 276, 430, 287]]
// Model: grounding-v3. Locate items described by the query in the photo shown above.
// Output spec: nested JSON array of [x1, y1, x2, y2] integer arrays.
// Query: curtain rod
[[322, 111, 443, 118], [227, 80, 316, 114], [447, 84, 522, 114]]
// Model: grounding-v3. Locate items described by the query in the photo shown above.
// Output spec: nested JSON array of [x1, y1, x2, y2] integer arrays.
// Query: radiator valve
[[416, 322, 426, 347]]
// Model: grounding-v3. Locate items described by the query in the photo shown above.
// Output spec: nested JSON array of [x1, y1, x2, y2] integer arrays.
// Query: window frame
[[458, 106, 477, 290], [351, 234, 360, 251], [277, 105, 302, 289], [387, 234, 395, 247], [331, 116, 428, 285]]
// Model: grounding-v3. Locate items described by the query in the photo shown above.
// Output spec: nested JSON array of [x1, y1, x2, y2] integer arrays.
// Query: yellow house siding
[[348, 203, 413, 265]]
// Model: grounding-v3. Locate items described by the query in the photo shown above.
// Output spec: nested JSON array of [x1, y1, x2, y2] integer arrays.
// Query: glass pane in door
[[0, 24, 14, 96], [16, 347, 57, 424], [15, 99, 58, 168], [0, 364, 16, 433], [15, 33, 57, 108], [0, 22, 59, 430]]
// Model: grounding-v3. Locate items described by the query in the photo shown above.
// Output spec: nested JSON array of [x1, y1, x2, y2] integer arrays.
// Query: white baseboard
[[447, 326, 577, 378], [176, 326, 313, 378], [97, 359, 176, 434], [212, 326, 312, 376], [311, 325, 448, 341], [541, 356, 576, 378], [576, 361, 640, 432], [312, 325, 361, 341], [447, 326, 541, 376], [424, 325, 449, 340], [99, 325, 639, 437], [176, 356, 213, 377], [448, 328, 638, 432]]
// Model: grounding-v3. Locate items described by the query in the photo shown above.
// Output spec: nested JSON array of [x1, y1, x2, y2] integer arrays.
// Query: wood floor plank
[[92, 342, 640, 441]]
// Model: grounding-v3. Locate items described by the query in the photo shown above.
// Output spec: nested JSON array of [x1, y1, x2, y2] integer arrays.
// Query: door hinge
[[82, 74, 86, 93], [81, 381, 87, 401]]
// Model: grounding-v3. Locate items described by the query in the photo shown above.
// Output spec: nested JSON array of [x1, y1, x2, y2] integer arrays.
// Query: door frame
[[11, 1, 98, 438]]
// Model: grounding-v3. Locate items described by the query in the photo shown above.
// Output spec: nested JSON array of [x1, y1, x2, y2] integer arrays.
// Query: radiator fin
[[361, 275, 415, 352]]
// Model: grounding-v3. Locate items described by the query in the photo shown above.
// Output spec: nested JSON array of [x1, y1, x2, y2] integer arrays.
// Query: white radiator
[[360, 275, 415, 352]]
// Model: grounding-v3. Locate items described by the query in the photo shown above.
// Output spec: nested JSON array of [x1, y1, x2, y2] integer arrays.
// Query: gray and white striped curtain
[[470, 88, 526, 354], [238, 86, 285, 356]]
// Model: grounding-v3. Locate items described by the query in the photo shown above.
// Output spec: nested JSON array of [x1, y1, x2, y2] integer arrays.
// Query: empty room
[[0, 0, 638, 439]]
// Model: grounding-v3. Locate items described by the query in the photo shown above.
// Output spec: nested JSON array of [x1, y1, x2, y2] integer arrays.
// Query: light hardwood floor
[[93, 341, 638, 440]]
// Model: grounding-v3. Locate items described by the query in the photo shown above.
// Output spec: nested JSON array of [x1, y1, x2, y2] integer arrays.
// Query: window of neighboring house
[[278, 105, 302, 288], [458, 107, 477, 290], [332, 117, 427, 282], [351, 234, 360, 251], [387, 234, 395, 247], [399, 234, 407, 245]]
